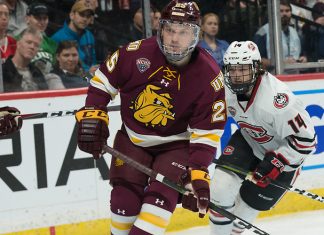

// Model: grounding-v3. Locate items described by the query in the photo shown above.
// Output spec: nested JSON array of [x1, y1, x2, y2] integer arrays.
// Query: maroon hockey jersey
[[87, 37, 226, 167]]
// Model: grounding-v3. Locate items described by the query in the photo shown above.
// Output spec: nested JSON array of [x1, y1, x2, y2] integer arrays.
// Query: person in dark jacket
[[302, 2, 324, 62], [2, 27, 48, 92], [45, 40, 88, 89]]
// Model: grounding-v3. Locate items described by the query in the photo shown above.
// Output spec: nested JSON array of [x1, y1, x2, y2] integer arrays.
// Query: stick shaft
[[103, 145, 269, 235], [21, 105, 121, 120]]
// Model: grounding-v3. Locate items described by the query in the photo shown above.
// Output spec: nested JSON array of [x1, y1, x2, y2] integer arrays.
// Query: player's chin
[[166, 47, 183, 55]]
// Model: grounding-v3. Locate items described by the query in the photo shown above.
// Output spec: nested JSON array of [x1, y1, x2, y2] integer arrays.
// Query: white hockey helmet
[[223, 41, 262, 94]]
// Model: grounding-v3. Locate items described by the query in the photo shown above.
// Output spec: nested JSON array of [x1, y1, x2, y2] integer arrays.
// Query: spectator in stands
[[89, 0, 98, 24], [113, 1, 154, 48], [128, 1, 154, 42], [2, 27, 48, 92], [152, 6, 161, 36], [198, 13, 229, 68], [0, 1, 16, 62], [312, 1, 324, 25], [22, 2, 57, 75], [51, 0, 98, 73], [253, 0, 307, 70], [5, 0, 27, 36], [302, 1, 324, 62], [221, 0, 266, 43], [129, 7, 145, 41], [76, 0, 98, 25], [45, 40, 88, 89]]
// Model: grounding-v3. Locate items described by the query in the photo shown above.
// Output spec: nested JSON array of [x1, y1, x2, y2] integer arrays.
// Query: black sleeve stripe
[[291, 134, 317, 143], [288, 140, 313, 154]]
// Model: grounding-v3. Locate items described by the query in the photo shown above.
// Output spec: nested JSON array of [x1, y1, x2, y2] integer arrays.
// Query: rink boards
[[0, 73, 323, 235]]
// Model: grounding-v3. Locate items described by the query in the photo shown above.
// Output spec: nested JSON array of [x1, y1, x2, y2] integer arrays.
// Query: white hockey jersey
[[225, 72, 317, 171]]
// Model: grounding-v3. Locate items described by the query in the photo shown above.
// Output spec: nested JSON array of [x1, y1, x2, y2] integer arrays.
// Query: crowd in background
[[0, 0, 323, 93]]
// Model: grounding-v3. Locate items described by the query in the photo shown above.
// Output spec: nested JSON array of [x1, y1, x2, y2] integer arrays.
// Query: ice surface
[[166, 210, 324, 235]]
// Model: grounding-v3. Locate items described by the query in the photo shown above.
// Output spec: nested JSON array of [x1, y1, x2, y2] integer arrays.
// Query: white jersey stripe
[[141, 203, 172, 220], [111, 211, 137, 223], [124, 124, 190, 147], [91, 69, 119, 98], [124, 124, 223, 148], [190, 128, 224, 147]]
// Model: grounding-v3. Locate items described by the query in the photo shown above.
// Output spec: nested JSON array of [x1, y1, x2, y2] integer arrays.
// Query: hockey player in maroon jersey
[[0, 106, 22, 136], [75, 0, 227, 234], [209, 41, 317, 235]]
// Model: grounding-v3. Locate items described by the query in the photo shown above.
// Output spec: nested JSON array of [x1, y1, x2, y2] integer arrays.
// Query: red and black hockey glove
[[251, 152, 287, 188], [75, 105, 109, 159], [179, 167, 210, 218], [0, 106, 22, 136]]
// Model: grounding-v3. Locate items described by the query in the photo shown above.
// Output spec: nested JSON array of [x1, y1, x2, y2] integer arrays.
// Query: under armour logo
[[155, 198, 164, 206], [160, 79, 169, 87], [117, 209, 126, 215]]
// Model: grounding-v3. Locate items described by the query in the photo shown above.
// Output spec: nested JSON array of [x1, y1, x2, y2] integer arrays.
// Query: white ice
[[166, 209, 324, 235]]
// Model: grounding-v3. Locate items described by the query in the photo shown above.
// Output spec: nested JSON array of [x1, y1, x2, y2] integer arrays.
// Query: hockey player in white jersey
[[209, 41, 317, 235]]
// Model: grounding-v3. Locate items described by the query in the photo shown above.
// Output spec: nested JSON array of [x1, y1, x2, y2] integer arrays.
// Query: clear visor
[[157, 20, 200, 61]]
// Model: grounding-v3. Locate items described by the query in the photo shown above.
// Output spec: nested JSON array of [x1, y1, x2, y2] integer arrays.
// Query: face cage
[[157, 20, 200, 62], [224, 63, 258, 95]]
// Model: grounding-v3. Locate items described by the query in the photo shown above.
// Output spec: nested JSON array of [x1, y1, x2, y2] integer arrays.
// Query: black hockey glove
[[0, 106, 22, 136], [179, 167, 210, 218], [75, 105, 109, 159], [252, 152, 287, 188]]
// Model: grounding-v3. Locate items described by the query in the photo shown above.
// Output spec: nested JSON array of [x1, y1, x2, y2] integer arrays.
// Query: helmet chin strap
[[244, 86, 254, 97], [235, 81, 255, 96]]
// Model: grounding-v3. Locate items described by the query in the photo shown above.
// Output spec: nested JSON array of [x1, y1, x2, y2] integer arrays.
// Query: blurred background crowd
[[0, 0, 323, 93]]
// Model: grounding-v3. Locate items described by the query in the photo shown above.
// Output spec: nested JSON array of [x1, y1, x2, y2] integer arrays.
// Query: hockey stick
[[21, 105, 121, 120], [103, 145, 270, 235], [213, 159, 324, 204]]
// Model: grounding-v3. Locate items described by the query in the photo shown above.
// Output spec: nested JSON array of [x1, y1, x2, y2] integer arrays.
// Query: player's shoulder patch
[[273, 93, 289, 109], [136, 58, 151, 73]]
